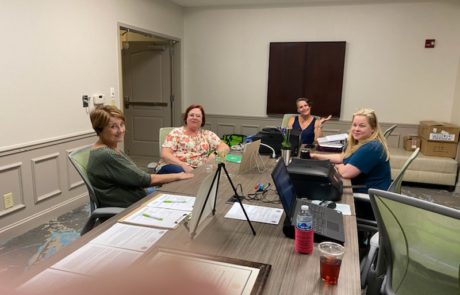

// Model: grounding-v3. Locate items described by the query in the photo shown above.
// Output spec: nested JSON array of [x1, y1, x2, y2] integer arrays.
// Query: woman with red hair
[[158, 104, 229, 174]]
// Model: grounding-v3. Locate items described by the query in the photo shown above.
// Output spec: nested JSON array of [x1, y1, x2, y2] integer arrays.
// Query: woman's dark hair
[[296, 97, 313, 107], [183, 104, 206, 127]]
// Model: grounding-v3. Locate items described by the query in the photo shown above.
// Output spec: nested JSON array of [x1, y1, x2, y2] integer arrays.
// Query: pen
[[163, 200, 186, 203], [142, 213, 163, 221]]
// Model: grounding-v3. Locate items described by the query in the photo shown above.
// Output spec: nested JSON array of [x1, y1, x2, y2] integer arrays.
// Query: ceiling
[[168, 0, 431, 8]]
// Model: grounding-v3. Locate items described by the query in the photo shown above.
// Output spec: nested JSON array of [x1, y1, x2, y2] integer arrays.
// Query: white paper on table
[[17, 268, 86, 294], [146, 193, 195, 212], [51, 244, 141, 275], [89, 223, 167, 252], [224, 203, 283, 224], [123, 206, 189, 229], [311, 200, 351, 215]]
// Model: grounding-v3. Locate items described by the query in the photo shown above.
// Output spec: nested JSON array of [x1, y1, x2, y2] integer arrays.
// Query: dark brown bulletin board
[[267, 41, 346, 118]]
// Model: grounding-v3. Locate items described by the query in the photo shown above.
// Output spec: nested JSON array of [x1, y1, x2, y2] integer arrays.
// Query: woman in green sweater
[[87, 105, 193, 208]]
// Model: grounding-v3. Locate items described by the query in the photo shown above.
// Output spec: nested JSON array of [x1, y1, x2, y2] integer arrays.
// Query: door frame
[[117, 23, 182, 149]]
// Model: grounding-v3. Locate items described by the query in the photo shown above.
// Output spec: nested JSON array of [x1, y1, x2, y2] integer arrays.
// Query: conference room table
[[17, 157, 360, 295]]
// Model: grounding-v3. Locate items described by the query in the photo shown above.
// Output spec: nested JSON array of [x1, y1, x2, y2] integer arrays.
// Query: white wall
[[0, 0, 183, 148], [451, 58, 460, 126], [183, 1, 460, 124]]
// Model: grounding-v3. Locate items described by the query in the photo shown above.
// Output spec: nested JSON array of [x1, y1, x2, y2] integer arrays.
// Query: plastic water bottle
[[295, 205, 314, 254]]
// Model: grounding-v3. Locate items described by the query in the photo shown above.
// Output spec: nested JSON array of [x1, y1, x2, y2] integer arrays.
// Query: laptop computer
[[271, 158, 345, 244]]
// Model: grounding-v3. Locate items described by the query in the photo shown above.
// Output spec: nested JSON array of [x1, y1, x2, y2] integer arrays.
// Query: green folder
[[225, 153, 242, 163]]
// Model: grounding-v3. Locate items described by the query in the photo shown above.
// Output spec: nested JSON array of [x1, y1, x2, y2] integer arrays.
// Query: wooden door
[[122, 41, 172, 159]]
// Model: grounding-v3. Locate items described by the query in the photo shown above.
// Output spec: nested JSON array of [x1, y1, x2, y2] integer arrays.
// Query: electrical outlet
[[82, 95, 89, 107], [3, 192, 14, 209], [110, 87, 115, 98]]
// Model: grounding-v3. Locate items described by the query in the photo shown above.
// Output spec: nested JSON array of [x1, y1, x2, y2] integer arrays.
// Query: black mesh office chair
[[68, 145, 124, 235]]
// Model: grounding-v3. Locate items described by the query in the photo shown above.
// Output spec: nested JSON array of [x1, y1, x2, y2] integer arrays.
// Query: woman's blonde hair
[[343, 108, 390, 161]]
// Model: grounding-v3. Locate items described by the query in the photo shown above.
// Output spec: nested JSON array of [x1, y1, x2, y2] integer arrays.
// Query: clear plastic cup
[[318, 242, 345, 285]]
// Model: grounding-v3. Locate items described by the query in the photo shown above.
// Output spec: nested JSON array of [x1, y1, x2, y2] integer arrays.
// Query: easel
[[190, 162, 256, 238]]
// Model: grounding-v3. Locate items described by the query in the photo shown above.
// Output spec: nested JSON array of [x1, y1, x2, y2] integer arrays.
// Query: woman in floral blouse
[[157, 104, 230, 174]]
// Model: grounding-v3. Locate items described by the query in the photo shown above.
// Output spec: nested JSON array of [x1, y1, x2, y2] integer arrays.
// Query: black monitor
[[271, 158, 297, 217]]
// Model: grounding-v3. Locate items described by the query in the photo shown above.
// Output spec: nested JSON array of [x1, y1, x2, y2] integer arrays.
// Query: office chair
[[359, 148, 420, 290], [368, 189, 460, 295], [281, 114, 296, 128], [147, 127, 174, 173], [68, 145, 124, 236], [383, 124, 398, 138]]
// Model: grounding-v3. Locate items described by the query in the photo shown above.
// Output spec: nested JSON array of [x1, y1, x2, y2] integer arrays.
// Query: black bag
[[255, 128, 283, 156]]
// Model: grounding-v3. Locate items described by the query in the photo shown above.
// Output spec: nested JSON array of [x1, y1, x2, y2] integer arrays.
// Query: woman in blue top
[[311, 108, 391, 219], [287, 97, 331, 145]]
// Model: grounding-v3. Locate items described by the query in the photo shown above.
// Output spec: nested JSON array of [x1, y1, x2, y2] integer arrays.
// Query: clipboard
[[150, 249, 271, 295]]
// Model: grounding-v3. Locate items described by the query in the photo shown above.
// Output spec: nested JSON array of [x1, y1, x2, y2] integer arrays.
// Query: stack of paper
[[317, 133, 347, 151], [121, 193, 195, 229]]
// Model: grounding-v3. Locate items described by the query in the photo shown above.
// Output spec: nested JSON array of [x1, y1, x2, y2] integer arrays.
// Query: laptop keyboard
[[308, 203, 327, 233]]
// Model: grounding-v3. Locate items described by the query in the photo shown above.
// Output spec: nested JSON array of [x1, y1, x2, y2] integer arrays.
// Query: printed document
[[51, 244, 141, 275], [122, 206, 190, 229], [89, 223, 167, 252], [224, 203, 283, 224], [146, 193, 195, 212]]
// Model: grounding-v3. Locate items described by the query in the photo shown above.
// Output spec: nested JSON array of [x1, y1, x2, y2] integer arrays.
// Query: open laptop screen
[[271, 158, 297, 218]]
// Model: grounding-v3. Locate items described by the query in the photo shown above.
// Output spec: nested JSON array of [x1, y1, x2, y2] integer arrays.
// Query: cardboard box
[[403, 136, 421, 151], [418, 121, 460, 143], [420, 138, 458, 158]]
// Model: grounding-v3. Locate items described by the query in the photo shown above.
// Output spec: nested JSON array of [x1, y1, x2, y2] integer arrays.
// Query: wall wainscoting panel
[[0, 162, 25, 217], [204, 114, 422, 149], [0, 132, 96, 241], [31, 152, 62, 203]]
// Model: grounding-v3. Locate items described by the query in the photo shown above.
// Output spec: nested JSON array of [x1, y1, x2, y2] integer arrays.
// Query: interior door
[[122, 41, 172, 160]]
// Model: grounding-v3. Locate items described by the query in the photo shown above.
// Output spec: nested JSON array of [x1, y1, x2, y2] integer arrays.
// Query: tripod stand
[[191, 162, 256, 238]]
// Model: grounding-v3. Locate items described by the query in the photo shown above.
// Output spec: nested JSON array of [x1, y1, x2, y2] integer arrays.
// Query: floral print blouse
[[160, 127, 221, 168]]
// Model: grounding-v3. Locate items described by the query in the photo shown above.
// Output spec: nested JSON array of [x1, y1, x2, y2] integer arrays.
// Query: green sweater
[[87, 147, 151, 208]]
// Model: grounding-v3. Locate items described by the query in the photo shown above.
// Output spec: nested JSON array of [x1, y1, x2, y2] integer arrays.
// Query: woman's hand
[[180, 163, 194, 173], [318, 114, 332, 126]]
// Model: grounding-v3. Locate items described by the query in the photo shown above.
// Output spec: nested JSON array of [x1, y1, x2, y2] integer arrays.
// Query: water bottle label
[[297, 222, 312, 230]]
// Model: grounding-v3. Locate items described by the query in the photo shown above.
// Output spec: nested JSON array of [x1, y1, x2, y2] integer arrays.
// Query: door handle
[[124, 97, 168, 108]]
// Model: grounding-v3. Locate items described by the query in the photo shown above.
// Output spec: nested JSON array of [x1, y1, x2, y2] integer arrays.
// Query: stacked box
[[403, 136, 421, 151], [418, 121, 460, 158]]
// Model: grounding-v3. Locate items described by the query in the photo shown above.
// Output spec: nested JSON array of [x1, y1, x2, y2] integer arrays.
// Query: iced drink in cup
[[318, 242, 345, 285]]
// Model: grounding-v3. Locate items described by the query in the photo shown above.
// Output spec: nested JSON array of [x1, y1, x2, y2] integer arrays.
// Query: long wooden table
[[16, 158, 360, 294]]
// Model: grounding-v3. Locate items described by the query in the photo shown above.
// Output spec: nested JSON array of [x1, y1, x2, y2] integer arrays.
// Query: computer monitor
[[271, 158, 297, 217]]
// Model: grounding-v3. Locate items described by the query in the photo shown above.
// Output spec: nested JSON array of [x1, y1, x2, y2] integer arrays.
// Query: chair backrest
[[387, 148, 420, 194], [68, 145, 99, 211], [368, 189, 460, 295], [159, 127, 174, 151], [383, 124, 398, 138], [281, 114, 296, 128]]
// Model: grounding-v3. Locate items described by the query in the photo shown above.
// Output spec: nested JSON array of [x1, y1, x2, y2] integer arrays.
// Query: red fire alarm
[[425, 39, 435, 48]]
